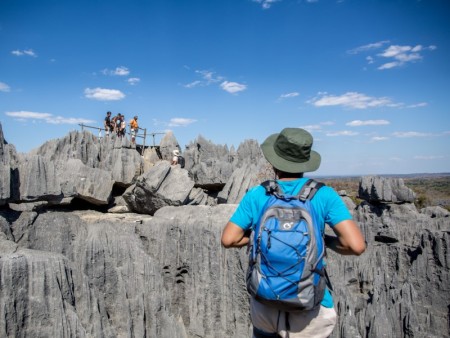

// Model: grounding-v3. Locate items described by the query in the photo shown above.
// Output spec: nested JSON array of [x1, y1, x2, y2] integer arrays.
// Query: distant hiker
[[112, 113, 122, 133], [118, 115, 126, 137], [221, 127, 366, 338], [104, 111, 112, 136], [171, 149, 185, 168], [129, 116, 139, 144]]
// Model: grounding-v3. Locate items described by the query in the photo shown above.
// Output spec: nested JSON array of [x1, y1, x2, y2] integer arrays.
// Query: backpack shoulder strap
[[298, 179, 324, 201], [261, 180, 285, 199]]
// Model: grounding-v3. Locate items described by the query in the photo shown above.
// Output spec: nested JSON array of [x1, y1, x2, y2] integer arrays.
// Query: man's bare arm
[[221, 222, 249, 248], [325, 220, 366, 256]]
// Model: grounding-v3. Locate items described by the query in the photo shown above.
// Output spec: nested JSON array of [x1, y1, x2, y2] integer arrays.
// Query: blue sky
[[1, 0, 449, 176]]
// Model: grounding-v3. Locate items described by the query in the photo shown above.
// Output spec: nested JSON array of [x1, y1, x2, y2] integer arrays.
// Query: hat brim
[[261, 133, 321, 173]]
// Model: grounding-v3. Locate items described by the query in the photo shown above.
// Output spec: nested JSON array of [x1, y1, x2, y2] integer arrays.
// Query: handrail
[[79, 123, 154, 155]]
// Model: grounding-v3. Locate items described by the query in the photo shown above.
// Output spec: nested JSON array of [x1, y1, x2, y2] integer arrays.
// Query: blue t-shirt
[[230, 177, 352, 308]]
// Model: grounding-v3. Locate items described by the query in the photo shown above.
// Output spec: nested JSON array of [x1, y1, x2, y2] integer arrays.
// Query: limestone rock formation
[[184, 135, 234, 189], [359, 176, 416, 203], [0, 206, 248, 338], [158, 130, 180, 161], [123, 161, 199, 214]]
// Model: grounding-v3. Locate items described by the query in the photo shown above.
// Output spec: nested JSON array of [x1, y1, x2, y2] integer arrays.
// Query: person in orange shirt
[[129, 116, 139, 144]]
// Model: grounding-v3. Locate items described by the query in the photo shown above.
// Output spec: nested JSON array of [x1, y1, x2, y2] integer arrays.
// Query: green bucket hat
[[261, 128, 321, 173]]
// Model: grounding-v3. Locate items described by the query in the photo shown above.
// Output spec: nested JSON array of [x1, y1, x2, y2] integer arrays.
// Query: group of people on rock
[[104, 112, 139, 144]]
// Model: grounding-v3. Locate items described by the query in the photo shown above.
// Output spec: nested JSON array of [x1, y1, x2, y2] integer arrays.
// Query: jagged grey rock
[[142, 147, 160, 172], [217, 158, 273, 204], [123, 161, 195, 214], [34, 130, 142, 187], [57, 159, 113, 205], [107, 196, 131, 213], [0, 123, 19, 205], [17, 155, 62, 202], [359, 176, 416, 203], [159, 131, 180, 161], [0, 206, 249, 337], [183, 135, 234, 189]]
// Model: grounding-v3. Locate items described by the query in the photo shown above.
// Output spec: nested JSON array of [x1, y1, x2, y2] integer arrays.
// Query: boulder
[[123, 161, 195, 214], [358, 176, 416, 203], [57, 159, 113, 205]]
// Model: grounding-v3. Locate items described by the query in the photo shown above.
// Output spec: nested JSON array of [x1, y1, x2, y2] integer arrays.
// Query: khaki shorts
[[251, 298, 337, 338]]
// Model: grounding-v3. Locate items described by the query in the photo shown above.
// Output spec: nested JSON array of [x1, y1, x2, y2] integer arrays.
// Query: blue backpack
[[246, 179, 327, 312]]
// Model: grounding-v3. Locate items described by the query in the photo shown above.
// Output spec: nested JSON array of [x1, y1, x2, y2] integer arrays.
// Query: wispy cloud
[[5, 111, 94, 125], [252, 0, 280, 9], [168, 118, 197, 127], [127, 77, 140, 85], [300, 121, 335, 132], [279, 92, 299, 100], [183, 68, 246, 94], [326, 130, 359, 137], [348, 42, 436, 70], [183, 70, 224, 88], [407, 102, 427, 108], [84, 88, 125, 101], [220, 81, 247, 94], [378, 44, 436, 70], [0, 82, 11, 92], [392, 131, 430, 138], [11, 49, 37, 57], [346, 119, 390, 127], [371, 136, 389, 142], [309, 92, 394, 109], [413, 155, 444, 160], [102, 66, 130, 76], [347, 40, 390, 54]]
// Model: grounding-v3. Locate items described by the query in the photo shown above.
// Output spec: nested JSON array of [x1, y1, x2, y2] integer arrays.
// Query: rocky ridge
[[0, 123, 448, 338]]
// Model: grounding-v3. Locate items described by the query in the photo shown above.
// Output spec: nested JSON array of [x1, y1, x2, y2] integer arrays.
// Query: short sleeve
[[229, 189, 257, 231], [319, 187, 352, 227]]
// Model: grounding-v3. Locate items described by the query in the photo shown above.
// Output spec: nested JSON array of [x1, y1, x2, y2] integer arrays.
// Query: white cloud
[[413, 155, 444, 160], [11, 49, 37, 57], [301, 125, 322, 131], [300, 121, 335, 132], [348, 42, 436, 70], [347, 40, 390, 54], [6, 111, 52, 119], [0, 82, 11, 92], [127, 77, 140, 85], [326, 131, 359, 136], [184, 80, 202, 89], [371, 136, 389, 142], [309, 92, 392, 109], [220, 81, 247, 94], [84, 87, 125, 101], [346, 119, 390, 127], [253, 0, 280, 9], [407, 102, 427, 108], [102, 66, 130, 76], [378, 61, 401, 70], [5, 111, 94, 125], [279, 92, 299, 99], [168, 118, 197, 127], [377, 44, 436, 70], [183, 69, 224, 88], [392, 131, 429, 138]]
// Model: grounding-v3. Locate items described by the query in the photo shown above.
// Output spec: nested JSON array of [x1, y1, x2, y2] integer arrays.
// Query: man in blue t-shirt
[[221, 128, 366, 338]]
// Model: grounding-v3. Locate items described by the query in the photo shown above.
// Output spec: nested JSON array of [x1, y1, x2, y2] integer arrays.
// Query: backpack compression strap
[[298, 179, 324, 201]]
